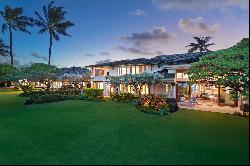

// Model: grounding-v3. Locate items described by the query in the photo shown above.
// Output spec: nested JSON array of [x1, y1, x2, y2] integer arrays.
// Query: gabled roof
[[86, 52, 209, 67]]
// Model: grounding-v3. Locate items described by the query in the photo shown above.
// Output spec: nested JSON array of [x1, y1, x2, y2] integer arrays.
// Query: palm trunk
[[48, 33, 52, 66], [9, 26, 13, 67]]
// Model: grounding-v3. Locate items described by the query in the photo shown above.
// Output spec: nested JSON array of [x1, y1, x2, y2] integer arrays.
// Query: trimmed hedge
[[20, 91, 50, 97], [83, 88, 103, 99], [111, 93, 137, 103], [25, 94, 71, 105]]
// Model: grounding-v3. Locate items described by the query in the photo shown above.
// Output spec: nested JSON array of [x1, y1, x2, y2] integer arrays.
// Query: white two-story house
[[86, 52, 209, 100]]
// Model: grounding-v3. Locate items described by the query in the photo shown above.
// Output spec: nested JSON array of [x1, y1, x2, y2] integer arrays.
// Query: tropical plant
[[22, 63, 59, 91], [186, 36, 215, 53], [121, 73, 165, 96], [188, 38, 249, 106], [0, 6, 33, 66], [0, 64, 28, 92], [105, 75, 122, 94], [0, 64, 19, 81], [33, 1, 74, 66], [58, 72, 91, 90], [0, 39, 9, 57]]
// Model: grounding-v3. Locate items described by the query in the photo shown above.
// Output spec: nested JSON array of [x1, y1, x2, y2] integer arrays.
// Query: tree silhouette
[[186, 36, 215, 53], [34, 1, 74, 66], [0, 6, 33, 66], [0, 39, 9, 57]]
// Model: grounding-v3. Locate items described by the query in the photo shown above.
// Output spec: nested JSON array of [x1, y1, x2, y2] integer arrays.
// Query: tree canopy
[[106, 72, 165, 95], [188, 38, 249, 99], [0, 64, 19, 81]]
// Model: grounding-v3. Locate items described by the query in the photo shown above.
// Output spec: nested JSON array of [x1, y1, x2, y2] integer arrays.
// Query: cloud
[[121, 27, 173, 48], [100, 52, 110, 56], [116, 46, 152, 55], [117, 27, 174, 55], [179, 17, 220, 35], [96, 59, 112, 64], [151, 0, 249, 11], [30, 52, 48, 61], [129, 9, 146, 16], [84, 53, 95, 57]]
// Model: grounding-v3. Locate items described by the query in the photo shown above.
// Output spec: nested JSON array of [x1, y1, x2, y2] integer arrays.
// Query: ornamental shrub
[[83, 88, 103, 99], [111, 93, 136, 102], [29, 94, 70, 104], [166, 98, 178, 112], [57, 85, 81, 95]]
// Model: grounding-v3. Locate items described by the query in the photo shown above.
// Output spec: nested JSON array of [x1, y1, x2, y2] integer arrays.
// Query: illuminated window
[[126, 67, 131, 74], [95, 69, 104, 76], [183, 73, 189, 78], [121, 67, 126, 75], [98, 82, 103, 89], [132, 66, 135, 74], [177, 73, 183, 78], [177, 73, 189, 78], [141, 66, 145, 73], [135, 66, 140, 74]]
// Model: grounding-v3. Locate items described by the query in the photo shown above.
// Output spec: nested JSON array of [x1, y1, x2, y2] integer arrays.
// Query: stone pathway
[[178, 99, 242, 114]]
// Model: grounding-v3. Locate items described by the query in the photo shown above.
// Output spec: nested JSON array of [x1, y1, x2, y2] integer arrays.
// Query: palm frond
[[38, 27, 48, 34], [0, 6, 33, 34], [51, 30, 60, 41], [187, 36, 215, 53], [1, 24, 7, 34], [43, 5, 48, 21], [0, 39, 9, 56]]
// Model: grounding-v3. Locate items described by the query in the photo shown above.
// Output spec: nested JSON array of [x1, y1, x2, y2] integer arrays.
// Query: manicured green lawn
[[0, 89, 249, 165]]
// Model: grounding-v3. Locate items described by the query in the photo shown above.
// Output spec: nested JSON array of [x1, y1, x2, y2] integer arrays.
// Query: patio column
[[172, 83, 176, 98], [168, 83, 171, 98], [103, 81, 106, 96]]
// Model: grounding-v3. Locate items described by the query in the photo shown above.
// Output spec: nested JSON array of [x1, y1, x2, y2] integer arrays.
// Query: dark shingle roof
[[86, 52, 209, 67], [58, 66, 89, 75]]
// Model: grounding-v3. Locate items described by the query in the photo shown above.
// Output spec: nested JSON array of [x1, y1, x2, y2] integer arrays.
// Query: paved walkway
[[178, 99, 242, 114]]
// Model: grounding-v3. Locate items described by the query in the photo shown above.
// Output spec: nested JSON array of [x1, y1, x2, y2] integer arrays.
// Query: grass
[[0, 88, 249, 165]]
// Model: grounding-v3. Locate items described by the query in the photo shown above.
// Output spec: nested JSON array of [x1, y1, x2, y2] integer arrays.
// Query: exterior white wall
[[86, 64, 189, 99]]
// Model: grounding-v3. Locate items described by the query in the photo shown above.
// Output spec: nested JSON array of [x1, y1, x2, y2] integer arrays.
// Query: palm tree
[[0, 6, 33, 66], [0, 39, 9, 57], [186, 36, 215, 53], [34, 1, 74, 66]]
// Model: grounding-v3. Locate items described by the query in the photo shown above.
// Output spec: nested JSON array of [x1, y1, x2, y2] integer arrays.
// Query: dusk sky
[[0, 0, 249, 67]]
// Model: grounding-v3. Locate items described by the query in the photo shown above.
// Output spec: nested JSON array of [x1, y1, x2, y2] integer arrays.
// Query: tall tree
[[186, 36, 215, 53], [34, 1, 74, 66], [0, 6, 33, 66], [188, 38, 249, 106], [0, 39, 9, 57]]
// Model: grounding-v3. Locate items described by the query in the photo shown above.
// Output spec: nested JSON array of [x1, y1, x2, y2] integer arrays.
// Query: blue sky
[[0, 0, 249, 67]]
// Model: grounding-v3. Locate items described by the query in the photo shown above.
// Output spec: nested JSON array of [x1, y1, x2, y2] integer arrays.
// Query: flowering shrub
[[133, 94, 178, 115], [139, 94, 167, 110]]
